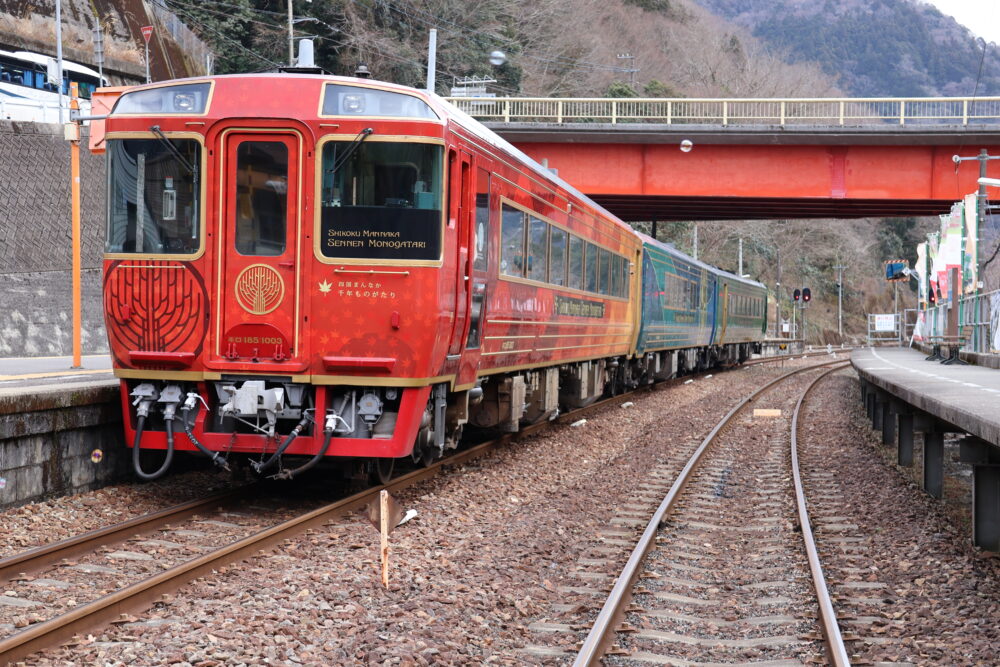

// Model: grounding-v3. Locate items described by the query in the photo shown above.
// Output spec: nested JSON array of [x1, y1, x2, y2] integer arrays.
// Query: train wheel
[[369, 457, 395, 485], [420, 446, 439, 467]]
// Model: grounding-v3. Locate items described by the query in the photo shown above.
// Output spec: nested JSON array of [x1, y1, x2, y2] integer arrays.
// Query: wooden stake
[[380, 489, 389, 588]]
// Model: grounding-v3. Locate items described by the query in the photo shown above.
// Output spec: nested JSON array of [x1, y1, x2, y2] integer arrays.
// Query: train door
[[447, 149, 473, 356], [456, 166, 493, 387], [215, 131, 304, 365]]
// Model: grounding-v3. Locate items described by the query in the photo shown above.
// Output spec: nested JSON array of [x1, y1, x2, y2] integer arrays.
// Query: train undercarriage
[[125, 341, 761, 482]]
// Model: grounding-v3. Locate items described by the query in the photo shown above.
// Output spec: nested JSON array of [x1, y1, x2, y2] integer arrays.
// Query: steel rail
[[0, 486, 256, 584], [743, 347, 854, 367], [572, 358, 850, 666], [0, 383, 649, 665], [791, 365, 853, 667], [0, 352, 840, 664]]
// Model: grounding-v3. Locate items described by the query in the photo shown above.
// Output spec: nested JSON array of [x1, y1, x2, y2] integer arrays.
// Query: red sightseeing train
[[92, 67, 754, 482]]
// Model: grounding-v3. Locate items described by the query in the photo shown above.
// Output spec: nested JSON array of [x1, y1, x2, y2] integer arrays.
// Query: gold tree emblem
[[236, 264, 284, 315]]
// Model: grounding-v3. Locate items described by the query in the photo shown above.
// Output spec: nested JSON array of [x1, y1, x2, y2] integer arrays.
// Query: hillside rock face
[[0, 0, 206, 83], [691, 0, 1000, 97]]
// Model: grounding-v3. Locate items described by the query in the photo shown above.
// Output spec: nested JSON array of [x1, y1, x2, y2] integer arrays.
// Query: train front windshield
[[105, 138, 201, 255], [319, 141, 442, 262]]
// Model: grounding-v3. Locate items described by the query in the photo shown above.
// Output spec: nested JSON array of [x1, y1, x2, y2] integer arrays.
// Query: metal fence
[[0, 97, 91, 124], [920, 289, 1000, 354], [444, 96, 1000, 126]]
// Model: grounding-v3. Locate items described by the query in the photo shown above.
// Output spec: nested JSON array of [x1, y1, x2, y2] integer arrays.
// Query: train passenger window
[[597, 249, 609, 295], [106, 138, 201, 255], [473, 169, 490, 272], [585, 243, 599, 293], [608, 255, 622, 296], [622, 259, 630, 297], [568, 235, 584, 290], [320, 141, 442, 261], [234, 142, 288, 256], [549, 228, 567, 287], [500, 204, 526, 277], [528, 217, 548, 283]]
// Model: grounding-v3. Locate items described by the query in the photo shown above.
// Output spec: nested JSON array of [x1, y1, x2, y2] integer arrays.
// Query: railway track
[[567, 359, 854, 666], [0, 351, 849, 665]]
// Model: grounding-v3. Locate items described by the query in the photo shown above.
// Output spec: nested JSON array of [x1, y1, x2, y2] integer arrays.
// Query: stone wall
[[0, 380, 126, 509], [0, 120, 108, 356]]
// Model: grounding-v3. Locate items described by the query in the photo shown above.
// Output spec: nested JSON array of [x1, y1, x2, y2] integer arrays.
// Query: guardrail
[[443, 96, 1000, 126], [922, 288, 1000, 354], [0, 97, 73, 124]]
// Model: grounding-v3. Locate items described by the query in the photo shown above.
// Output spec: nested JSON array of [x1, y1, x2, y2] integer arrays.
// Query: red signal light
[[802, 287, 811, 302], [793, 288, 800, 301]]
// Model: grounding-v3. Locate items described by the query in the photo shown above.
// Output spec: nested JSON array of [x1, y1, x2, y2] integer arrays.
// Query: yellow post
[[68, 83, 82, 368], [379, 489, 390, 588]]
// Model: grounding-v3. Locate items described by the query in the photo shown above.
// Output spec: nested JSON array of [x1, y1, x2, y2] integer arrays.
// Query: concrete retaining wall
[[0, 380, 126, 509], [0, 120, 108, 357]]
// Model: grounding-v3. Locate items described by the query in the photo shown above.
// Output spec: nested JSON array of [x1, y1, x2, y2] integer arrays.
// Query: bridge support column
[[960, 437, 1000, 552], [872, 392, 884, 432], [923, 428, 945, 499], [881, 399, 896, 447], [897, 411, 914, 467]]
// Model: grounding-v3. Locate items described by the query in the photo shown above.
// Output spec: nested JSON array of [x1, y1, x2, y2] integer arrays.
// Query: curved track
[[572, 359, 852, 666], [0, 351, 846, 665]]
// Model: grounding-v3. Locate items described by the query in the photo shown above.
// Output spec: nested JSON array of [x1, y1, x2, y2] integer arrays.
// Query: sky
[[922, 0, 1000, 44]]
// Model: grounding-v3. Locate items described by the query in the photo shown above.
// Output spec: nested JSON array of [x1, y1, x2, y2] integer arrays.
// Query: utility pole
[[834, 264, 846, 337], [426, 29, 437, 93], [55, 0, 64, 122], [692, 224, 698, 261], [738, 238, 743, 276], [952, 149, 1000, 292], [616, 53, 637, 89], [651, 220, 658, 242], [287, 0, 294, 66], [775, 247, 781, 338]]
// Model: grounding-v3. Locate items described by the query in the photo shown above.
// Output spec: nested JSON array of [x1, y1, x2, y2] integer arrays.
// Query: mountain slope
[[691, 0, 1000, 97]]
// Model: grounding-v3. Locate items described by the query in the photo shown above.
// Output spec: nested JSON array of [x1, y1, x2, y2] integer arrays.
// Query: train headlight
[[343, 94, 365, 113], [173, 92, 196, 111], [113, 82, 210, 115]]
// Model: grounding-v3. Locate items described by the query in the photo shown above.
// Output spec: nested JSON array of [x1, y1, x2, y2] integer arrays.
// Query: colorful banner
[[916, 242, 927, 305], [927, 230, 941, 302], [963, 193, 978, 293], [936, 205, 964, 303]]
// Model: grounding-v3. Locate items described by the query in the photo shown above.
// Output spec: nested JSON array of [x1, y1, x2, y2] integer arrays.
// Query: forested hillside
[[691, 0, 1000, 97], [165, 0, 839, 98]]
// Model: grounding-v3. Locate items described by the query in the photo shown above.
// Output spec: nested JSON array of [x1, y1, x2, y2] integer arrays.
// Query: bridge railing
[[443, 96, 1000, 126]]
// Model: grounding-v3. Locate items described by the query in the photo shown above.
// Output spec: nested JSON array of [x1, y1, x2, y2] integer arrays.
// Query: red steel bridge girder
[[513, 142, 1000, 221]]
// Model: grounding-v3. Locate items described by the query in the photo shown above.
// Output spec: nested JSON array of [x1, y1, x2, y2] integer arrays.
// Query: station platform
[[0, 355, 113, 388], [852, 347, 1000, 551]]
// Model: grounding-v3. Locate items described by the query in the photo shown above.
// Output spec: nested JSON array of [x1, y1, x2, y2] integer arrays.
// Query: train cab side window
[[528, 217, 548, 283], [585, 243, 599, 293], [235, 141, 288, 256], [568, 235, 584, 290], [549, 228, 567, 287], [500, 204, 526, 277], [106, 138, 201, 255], [473, 169, 490, 272]]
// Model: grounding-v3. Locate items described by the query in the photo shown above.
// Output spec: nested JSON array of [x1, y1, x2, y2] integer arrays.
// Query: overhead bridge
[[445, 96, 1000, 221]]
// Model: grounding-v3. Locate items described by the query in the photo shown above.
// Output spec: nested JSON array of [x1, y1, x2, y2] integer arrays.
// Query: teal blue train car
[[634, 233, 767, 376]]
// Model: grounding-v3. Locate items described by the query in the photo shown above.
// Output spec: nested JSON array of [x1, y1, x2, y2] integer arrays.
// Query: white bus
[[0, 49, 106, 123]]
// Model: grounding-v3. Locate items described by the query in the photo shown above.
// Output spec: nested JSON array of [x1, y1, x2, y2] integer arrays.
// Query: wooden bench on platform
[[925, 334, 969, 365]]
